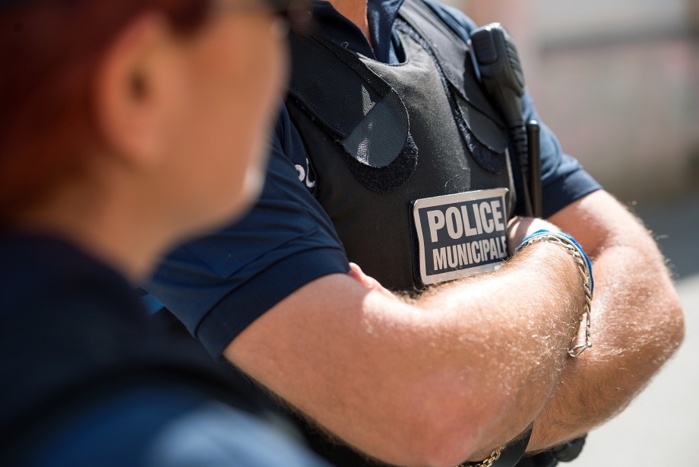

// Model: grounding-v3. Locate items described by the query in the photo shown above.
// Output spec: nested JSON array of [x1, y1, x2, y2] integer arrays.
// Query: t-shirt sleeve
[[422, 0, 602, 218], [520, 93, 602, 217], [147, 106, 349, 356]]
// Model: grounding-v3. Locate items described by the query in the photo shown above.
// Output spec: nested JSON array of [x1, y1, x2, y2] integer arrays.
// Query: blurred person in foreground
[[0, 0, 326, 466], [145, 0, 686, 465]]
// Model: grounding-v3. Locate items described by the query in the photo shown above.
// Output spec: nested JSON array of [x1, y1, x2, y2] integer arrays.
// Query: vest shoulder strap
[[288, 33, 414, 174], [398, 0, 502, 122], [288, 34, 391, 139]]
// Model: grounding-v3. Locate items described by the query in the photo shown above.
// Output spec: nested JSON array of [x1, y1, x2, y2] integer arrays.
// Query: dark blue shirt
[[147, 0, 601, 356], [0, 234, 326, 467]]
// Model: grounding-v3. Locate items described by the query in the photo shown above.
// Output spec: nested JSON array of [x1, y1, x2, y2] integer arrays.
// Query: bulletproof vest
[[287, 0, 516, 291]]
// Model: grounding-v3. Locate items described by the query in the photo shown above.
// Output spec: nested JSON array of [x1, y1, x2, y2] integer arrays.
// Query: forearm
[[228, 240, 584, 466], [527, 192, 685, 451], [413, 241, 586, 459]]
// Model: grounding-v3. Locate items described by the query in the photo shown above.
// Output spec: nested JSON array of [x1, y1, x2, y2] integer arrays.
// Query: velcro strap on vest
[[288, 33, 418, 191]]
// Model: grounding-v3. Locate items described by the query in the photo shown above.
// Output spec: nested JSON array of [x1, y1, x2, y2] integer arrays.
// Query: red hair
[[0, 0, 209, 223]]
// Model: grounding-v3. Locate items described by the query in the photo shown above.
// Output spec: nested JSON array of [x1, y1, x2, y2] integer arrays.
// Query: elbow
[[366, 370, 549, 466], [396, 386, 522, 467], [643, 286, 685, 368], [410, 403, 528, 466], [374, 386, 481, 467], [666, 292, 685, 355], [350, 384, 483, 467], [398, 411, 479, 467]]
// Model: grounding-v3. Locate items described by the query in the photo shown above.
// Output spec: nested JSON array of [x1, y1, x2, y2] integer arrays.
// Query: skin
[[528, 190, 685, 452], [228, 217, 585, 466], [15, 8, 288, 282], [223, 2, 684, 466]]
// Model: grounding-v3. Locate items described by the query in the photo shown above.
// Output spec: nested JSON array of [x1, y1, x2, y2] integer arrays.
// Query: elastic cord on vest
[[515, 229, 593, 358]]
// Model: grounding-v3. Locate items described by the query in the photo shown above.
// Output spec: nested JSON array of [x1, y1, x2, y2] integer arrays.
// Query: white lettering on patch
[[413, 188, 510, 285]]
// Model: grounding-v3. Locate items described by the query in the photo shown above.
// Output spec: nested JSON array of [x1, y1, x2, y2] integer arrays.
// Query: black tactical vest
[[287, 0, 516, 292]]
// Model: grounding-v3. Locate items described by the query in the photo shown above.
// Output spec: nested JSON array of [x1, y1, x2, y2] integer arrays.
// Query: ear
[[94, 13, 184, 170]]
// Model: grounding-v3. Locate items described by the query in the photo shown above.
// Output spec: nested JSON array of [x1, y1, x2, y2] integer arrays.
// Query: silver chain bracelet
[[515, 231, 593, 358]]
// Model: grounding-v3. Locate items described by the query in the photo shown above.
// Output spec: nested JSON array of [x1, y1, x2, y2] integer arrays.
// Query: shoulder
[[147, 105, 348, 356], [21, 384, 326, 467], [272, 102, 310, 170], [419, 0, 478, 39]]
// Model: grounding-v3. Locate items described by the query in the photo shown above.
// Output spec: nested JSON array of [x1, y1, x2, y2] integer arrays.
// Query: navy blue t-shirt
[[0, 234, 327, 467], [146, 0, 601, 356]]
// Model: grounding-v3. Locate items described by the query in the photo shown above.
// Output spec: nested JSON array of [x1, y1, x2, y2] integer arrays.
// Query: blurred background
[[460, 0, 699, 201], [453, 0, 699, 464]]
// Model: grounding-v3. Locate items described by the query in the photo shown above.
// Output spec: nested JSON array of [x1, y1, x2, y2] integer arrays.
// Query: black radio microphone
[[469, 23, 541, 217]]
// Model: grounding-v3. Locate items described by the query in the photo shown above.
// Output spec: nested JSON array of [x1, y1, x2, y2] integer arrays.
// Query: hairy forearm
[[412, 242, 585, 461], [527, 194, 685, 451], [228, 241, 584, 466]]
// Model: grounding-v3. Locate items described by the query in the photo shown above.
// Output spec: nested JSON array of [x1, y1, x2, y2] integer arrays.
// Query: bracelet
[[515, 230, 593, 357], [457, 446, 504, 467]]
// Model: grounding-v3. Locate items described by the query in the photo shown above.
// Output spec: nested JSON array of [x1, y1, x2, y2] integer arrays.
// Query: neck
[[330, 0, 370, 42], [15, 175, 172, 284]]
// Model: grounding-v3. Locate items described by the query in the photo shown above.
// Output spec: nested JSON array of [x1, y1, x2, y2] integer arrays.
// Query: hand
[[347, 263, 394, 299], [507, 216, 561, 256]]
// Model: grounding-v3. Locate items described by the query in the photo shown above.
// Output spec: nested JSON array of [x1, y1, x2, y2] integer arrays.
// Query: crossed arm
[[526, 190, 684, 452], [226, 218, 583, 466], [224, 190, 683, 466]]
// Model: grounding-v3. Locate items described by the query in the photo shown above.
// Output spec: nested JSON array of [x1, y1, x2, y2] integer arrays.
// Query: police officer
[[147, 0, 685, 465]]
